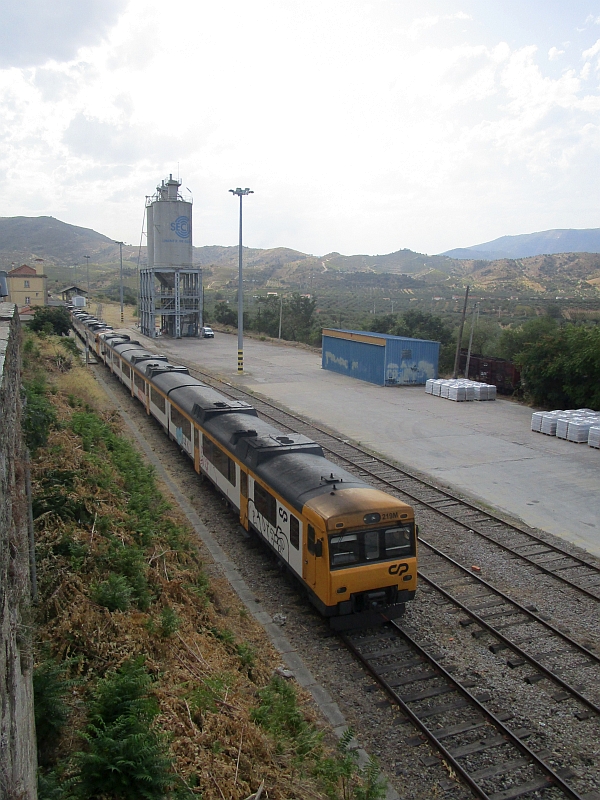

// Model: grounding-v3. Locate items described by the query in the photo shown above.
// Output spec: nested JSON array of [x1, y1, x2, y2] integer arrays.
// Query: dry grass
[[28, 335, 330, 799]]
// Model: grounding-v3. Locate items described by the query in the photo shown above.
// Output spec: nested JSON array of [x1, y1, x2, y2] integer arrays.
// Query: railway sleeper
[[487, 775, 553, 800]]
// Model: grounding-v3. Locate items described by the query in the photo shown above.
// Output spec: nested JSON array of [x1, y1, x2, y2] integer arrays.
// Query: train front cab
[[302, 488, 417, 630]]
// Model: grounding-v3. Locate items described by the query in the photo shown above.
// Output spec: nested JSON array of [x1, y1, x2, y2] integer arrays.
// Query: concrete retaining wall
[[0, 302, 37, 799]]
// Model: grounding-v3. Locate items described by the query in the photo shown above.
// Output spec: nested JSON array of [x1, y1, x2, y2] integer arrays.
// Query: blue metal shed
[[321, 328, 440, 386]]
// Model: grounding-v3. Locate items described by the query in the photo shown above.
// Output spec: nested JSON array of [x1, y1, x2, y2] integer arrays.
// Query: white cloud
[[582, 38, 600, 60], [1, 1, 600, 255], [406, 11, 472, 39], [0, 0, 127, 68], [548, 47, 565, 60]]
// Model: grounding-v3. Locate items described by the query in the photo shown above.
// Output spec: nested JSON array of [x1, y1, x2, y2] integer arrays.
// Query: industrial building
[[321, 328, 439, 386], [139, 175, 201, 338]]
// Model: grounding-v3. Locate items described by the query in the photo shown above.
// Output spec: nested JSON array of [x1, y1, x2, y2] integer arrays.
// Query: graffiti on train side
[[248, 501, 289, 561]]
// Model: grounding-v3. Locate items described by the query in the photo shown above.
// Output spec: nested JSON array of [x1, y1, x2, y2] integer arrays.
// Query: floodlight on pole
[[229, 187, 253, 373], [115, 241, 124, 324], [84, 255, 90, 299]]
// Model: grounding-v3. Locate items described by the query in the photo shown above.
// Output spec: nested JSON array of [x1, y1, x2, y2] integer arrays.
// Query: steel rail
[[343, 623, 587, 800], [419, 542, 600, 716]]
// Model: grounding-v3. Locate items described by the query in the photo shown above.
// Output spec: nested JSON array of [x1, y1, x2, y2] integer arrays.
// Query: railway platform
[[124, 328, 600, 557]]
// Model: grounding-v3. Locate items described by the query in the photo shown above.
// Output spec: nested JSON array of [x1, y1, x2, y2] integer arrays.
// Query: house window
[[25, 297, 30, 304], [24, 280, 30, 288]]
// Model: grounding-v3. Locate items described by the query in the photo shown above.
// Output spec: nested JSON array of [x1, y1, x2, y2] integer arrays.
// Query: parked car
[[201, 326, 214, 338]]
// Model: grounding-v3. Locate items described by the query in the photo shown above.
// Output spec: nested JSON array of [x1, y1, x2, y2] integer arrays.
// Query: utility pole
[[114, 241, 124, 324], [452, 285, 470, 379], [278, 294, 283, 340], [84, 255, 90, 302], [229, 188, 253, 373], [465, 302, 478, 379]]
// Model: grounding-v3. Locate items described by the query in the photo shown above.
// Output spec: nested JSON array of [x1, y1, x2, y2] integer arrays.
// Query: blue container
[[322, 329, 439, 386]]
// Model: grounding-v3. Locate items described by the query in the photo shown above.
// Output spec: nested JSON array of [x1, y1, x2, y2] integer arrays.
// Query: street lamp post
[[229, 187, 253, 373], [114, 241, 124, 324]]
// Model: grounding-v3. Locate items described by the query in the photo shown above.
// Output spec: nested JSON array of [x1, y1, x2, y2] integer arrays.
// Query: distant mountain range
[[2, 216, 600, 300], [0, 215, 453, 276], [442, 228, 600, 260]]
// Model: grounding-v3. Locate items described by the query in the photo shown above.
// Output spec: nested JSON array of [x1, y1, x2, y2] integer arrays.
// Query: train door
[[305, 524, 320, 587], [239, 469, 249, 530], [194, 427, 200, 473]]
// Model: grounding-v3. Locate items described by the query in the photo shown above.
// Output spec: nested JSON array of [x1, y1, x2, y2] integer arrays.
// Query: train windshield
[[329, 523, 414, 569]]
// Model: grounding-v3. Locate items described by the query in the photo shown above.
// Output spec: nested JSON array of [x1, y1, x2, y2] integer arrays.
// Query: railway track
[[180, 364, 600, 605], [343, 622, 594, 800], [87, 344, 600, 800]]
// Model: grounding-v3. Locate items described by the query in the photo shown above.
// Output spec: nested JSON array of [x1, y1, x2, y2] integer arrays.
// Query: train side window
[[150, 388, 166, 413], [134, 372, 145, 390], [240, 471, 248, 498], [254, 483, 276, 525], [203, 437, 237, 486], [171, 405, 192, 440], [290, 515, 299, 550]]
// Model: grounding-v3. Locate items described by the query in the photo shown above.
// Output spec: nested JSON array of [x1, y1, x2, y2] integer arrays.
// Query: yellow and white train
[[71, 311, 418, 629]]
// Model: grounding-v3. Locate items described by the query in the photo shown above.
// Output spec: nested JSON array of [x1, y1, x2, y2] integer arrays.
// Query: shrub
[[22, 378, 57, 453], [33, 656, 75, 766], [77, 658, 172, 799], [29, 307, 71, 336], [91, 573, 132, 612], [159, 606, 180, 637]]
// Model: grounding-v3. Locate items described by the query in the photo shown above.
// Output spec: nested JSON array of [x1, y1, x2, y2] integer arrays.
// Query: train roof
[[171, 384, 257, 421], [202, 412, 318, 465], [119, 349, 158, 364], [256, 453, 371, 511], [110, 342, 144, 355], [145, 364, 189, 378], [150, 372, 206, 397]]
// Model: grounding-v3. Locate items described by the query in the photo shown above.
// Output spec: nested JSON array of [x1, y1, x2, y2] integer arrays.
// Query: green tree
[[29, 307, 71, 336], [251, 295, 280, 337], [214, 301, 237, 326], [365, 314, 396, 334], [497, 317, 558, 361], [502, 319, 600, 409], [282, 293, 317, 343], [392, 310, 453, 345]]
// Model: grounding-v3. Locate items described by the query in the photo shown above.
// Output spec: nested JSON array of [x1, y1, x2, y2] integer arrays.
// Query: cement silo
[[139, 175, 201, 338]]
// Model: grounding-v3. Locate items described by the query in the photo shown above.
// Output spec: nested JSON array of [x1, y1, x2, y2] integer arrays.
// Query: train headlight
[[363, 513, 381, 524]]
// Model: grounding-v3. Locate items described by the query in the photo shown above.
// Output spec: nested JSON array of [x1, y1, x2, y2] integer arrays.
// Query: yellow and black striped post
[[237, 349, 243, 373]]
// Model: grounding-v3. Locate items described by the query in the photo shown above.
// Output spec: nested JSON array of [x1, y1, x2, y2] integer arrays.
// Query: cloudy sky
[[2, 1, 600, 256]]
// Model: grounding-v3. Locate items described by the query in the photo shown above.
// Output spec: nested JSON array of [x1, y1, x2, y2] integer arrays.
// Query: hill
[[2, 216, 600, 310], [0, 216, 117, 268], [443, 228, 600, 260]]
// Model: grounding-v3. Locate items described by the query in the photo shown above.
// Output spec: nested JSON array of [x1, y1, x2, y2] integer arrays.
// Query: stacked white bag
[[425, 378, 496, 402], [531, 408, 600, 447]]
